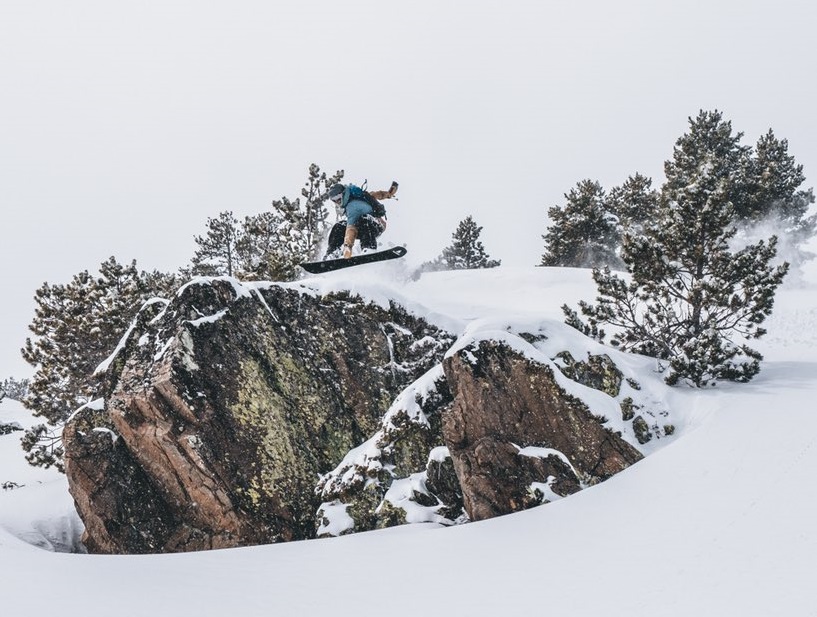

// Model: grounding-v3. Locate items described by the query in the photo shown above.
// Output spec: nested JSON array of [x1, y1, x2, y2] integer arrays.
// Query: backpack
[[346, 184, 387, 218]]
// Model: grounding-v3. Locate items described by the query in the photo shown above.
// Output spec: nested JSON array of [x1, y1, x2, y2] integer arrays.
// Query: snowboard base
[[300, 246, 407, 274]]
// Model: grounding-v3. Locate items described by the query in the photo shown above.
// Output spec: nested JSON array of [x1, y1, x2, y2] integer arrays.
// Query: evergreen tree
[[191, 211, 242, 277], [255, 164, 344, 281], [300, 163, 344, 254], [1, 377, 30, 401], [736, 130, 816, 272], [607, 173, 659, 233], [570, 110, 789, 386], [21, 257, 177, 469], [540, 179, 622, 268], [431, 215, 501, 270], [235, 210, 287, 281]]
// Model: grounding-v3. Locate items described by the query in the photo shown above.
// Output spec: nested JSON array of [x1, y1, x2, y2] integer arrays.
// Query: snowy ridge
[[0, 398, 85, 553]]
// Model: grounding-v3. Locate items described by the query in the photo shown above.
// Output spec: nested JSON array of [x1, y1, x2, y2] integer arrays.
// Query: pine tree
[[540, 179, 622, 268], [188, 164, 345, 282], [570, 110, 789, 386], [235, 210, 287, 281], [430, 215, 501, 270], [21, 257, 177, 469], [300, 163, 344, 255], [191, 211, 242, 277], [607, 173, 659, 233], [254, 164, 344, 281], [1, 378, 29, 402], [735, 130, 816, 273]]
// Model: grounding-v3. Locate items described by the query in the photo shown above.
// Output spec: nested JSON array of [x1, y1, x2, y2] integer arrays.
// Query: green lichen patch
[[554, 351, 623, 397]]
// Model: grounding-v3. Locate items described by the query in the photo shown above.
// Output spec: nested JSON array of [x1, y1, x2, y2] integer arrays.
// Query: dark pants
[[326, 217, 384, 256]]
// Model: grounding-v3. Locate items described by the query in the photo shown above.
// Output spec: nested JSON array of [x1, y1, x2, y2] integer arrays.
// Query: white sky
[[2, 0, 816, 378]]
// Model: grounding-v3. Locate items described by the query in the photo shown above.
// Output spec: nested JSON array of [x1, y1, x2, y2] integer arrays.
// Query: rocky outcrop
[[314, 365, 464, 535], [64, 278, 452, 553], [64, 277, 666, 554], [442, 339, 643, 521]]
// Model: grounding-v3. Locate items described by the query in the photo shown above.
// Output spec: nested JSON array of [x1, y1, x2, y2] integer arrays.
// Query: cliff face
[[64, 277, 662, 554], [64, 278, 452, 553], [442, 339, 642, 520]]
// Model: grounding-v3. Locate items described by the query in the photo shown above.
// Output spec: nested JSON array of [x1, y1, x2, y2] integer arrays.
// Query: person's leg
[[325, 222, 347, 258], [343, 201, 374, 257], [357, 216, 380, 250], [343, 225, 358, 258], [358, 216, 383, 250]]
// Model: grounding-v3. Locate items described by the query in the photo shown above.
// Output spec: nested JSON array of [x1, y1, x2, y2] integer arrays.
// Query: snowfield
[[2, 264, 816, 616]]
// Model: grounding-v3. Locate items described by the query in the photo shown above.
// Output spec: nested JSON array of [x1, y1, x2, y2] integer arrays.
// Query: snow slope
[[0, 398, 84, 553], [2, 264, 816, 617]]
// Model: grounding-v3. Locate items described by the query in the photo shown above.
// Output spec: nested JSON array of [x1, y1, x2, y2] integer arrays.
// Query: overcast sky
[[2, 0, 816, 378]]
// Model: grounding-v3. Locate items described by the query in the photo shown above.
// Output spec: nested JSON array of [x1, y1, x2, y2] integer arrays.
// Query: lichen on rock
[[64, 277, 454, 553], [63, 276, 678, 554]]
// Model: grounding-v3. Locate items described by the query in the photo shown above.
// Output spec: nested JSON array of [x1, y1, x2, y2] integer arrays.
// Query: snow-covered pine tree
[[191, 211, 242, 277], [735, 130, 816, 273], [21, 257, 176, 469], [607, 173, 659, 234], [540, 179, 622, 269], [235, 210, 287, 281], [300, 163, 344, 255], [1, 378, 30, 401], [571, 110, 789, 387], [430, 215, 501, 270], [266, 165, 344, 280]]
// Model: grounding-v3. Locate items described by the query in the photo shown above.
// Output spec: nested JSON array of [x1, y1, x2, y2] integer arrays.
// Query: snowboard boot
[[343, 225, 358, 259]]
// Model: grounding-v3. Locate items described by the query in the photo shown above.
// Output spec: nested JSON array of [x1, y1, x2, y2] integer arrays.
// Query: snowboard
[[300, 246, 408, 274]]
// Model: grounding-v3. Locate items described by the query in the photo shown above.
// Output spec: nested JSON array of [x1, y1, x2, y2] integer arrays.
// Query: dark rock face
[[314, 366, 463, 535], [63, 405, 186, 553], [64, 277, 651, 554], [442, 339, 643, 521], [64, 279, 452, 553]]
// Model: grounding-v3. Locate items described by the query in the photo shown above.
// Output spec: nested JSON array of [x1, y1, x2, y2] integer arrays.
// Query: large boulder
[[442, 337, 644, 521], [64, 278, 453, 553], [63, 278, 664, 554]]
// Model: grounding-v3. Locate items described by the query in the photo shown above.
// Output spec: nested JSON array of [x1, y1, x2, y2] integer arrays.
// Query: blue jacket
[[341, 186, 374, 227]]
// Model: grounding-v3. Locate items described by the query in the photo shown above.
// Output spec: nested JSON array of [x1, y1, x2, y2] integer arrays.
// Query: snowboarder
[[325, 181, 398, 259]]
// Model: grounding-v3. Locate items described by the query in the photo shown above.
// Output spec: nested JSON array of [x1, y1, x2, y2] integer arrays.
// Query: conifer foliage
[[266, 164, 344, 280], [1, 377, 28, 401], [21, 257, 178, 469], [429, 215, 501, 270], [569, 110, 792, 386], [734, 129, 816, 273], [540, 180, 622, 268], [189, 164, 344, 282], [236, 210, 287, 281], [607, 173, 659, 234], [191, 211, 242, 277]]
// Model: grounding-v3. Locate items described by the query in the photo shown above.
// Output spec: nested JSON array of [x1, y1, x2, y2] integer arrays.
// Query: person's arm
[[368, 181, 399, 201]]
